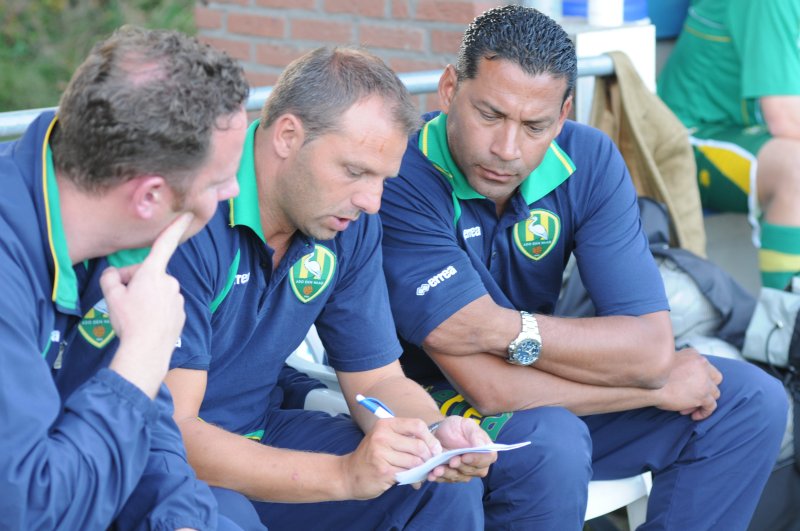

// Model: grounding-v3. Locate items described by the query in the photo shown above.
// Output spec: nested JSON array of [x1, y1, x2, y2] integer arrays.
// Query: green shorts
[[690, 123, 771, 216]]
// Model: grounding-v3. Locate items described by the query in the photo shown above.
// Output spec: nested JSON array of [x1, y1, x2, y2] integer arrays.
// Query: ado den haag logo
[[78, 299, 115, 348], [513, 209, 560, 260], [290, 245, 337, 303]]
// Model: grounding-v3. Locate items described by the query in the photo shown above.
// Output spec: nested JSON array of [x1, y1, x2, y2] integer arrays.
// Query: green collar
[[227, 119, 265, 242], [43, 118, 78, 311], [45, 118, 151, 311], [107, 247, 151, 268], [419, 113, 575, 205]]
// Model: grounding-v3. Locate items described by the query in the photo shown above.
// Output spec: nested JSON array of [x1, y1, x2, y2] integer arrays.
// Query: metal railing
[[0, 54, 614, 138]]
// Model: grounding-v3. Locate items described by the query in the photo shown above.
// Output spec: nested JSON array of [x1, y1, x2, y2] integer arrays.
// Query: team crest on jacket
[[78, 299, 116, 348], [513, 209, 561, 261], [290, 245, 337, 303]]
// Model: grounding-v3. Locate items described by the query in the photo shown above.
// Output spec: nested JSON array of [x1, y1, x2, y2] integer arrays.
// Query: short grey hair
[[260, 47, 421, 142]]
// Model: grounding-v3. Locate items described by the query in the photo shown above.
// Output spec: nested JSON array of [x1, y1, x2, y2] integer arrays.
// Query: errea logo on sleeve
[[416, 265, 457, 296]]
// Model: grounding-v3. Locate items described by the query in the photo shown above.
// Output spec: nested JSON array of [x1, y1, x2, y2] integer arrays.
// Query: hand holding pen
[[353, 394, 453, 484], [356, 394, 497, 485], [336, 393, 444, 497]]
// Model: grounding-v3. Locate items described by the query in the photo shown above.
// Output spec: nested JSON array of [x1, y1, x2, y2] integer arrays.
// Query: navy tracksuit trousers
[[477, 356, 787, 530], [214, 356, 786, 530]]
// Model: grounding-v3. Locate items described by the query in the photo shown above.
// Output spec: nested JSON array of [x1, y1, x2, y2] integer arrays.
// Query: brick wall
[[195, 0, 503, 112]]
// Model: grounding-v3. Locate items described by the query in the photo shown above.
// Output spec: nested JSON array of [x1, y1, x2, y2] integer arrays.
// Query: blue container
[[562, 0, 649, 22], [648, 0, 690, 38], [561, 0, 588, 17]]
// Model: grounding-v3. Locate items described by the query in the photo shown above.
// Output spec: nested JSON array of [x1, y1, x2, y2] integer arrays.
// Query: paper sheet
[[395, 441, 531, 485]]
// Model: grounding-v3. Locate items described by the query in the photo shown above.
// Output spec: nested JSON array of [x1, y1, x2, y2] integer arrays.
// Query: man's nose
[[490, 122, 522, 162], [352, 178, 384, 215]]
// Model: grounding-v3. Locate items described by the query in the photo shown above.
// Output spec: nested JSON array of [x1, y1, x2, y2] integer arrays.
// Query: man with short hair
[[379, 6, 789, 529], [163, 47, 494, 530], [0, 26, 249, 529]]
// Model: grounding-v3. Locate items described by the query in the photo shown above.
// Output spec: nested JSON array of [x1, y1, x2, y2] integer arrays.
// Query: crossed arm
[[422, 294, 721, 421]]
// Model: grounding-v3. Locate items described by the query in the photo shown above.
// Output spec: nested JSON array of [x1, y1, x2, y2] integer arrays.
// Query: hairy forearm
[[347, 375, 445, 429], [423, 297, 519, 358], [424, 295, 674, 388], [176, 418, 349, 503], [431, 351, 663, 416], [533, 312, 674, 388]]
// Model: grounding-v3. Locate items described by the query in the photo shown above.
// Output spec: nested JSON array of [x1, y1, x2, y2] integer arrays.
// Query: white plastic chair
[[287, 327, 652, 529], [586, 472, 652, 528]]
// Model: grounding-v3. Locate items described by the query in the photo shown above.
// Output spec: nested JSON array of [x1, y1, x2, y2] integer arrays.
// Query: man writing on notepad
[[161, 47, 498, 530]]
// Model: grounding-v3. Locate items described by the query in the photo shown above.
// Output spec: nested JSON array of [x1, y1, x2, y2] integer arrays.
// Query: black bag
[[749, 458, 800, 531]]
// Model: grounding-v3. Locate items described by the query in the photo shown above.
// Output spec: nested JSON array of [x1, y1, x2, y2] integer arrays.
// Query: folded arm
[[423, 295, 720, 421], [424, 295, 675, 388]]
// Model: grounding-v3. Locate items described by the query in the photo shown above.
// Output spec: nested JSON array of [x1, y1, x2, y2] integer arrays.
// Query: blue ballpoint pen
[[356, 394, 395, 419]]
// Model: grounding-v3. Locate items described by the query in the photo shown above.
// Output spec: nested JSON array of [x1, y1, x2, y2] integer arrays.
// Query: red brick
[[431, 29, 464, 54], [256, 43, 312, 68], [389, 57, 447, 73], [418, 93, 443, 114], [245, 70, 280, 89], [228, 13, 285, 38], [416, 0, 495, 24], [199, 36, 251, 62], [324, 0, 386, 18], [194, 6, 223, 30], [211, 0, 249, 6], [360, 24, 424, 51], [391, 0, 410, 18], [255, 0, 315, 9], [291, 18, 354, 43]]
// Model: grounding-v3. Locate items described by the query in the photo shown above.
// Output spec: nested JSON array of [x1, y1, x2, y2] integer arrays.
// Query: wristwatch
[[506, 311, 542, 366]]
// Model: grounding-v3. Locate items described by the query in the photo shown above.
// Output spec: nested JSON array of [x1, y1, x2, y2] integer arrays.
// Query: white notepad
[[395, 441, 531, 485]]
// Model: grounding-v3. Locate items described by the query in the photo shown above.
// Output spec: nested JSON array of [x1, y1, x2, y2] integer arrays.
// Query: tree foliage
[[0, 0, 196, 111]]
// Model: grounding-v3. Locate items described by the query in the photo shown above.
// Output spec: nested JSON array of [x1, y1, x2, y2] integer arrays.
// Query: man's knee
[[710, 357, 788, 439], [412, 477, 485, 529], [493, 406, 592, 485], [757, 138, 800, 203]]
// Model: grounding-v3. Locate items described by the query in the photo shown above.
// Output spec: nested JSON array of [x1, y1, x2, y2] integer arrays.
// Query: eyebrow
[[475, 100, 553, 128]]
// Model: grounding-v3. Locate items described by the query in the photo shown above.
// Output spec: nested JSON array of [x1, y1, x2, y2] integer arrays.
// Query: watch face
[[512, 339, 540, 365]]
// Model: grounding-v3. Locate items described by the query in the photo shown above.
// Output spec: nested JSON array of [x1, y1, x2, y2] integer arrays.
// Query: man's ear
[[438, 65, 459, 115], [555, 94, 573, 136], [271, 113, 305, 159], [130, 175, 169, 219]]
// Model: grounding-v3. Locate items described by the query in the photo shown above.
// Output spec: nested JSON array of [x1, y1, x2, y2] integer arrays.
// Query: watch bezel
[[508, 338, 541, 365]]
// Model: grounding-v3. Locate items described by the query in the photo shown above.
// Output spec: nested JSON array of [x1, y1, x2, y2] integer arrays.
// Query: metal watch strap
[[520, 311, 539, 342], [508, 311, 540, 352]]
